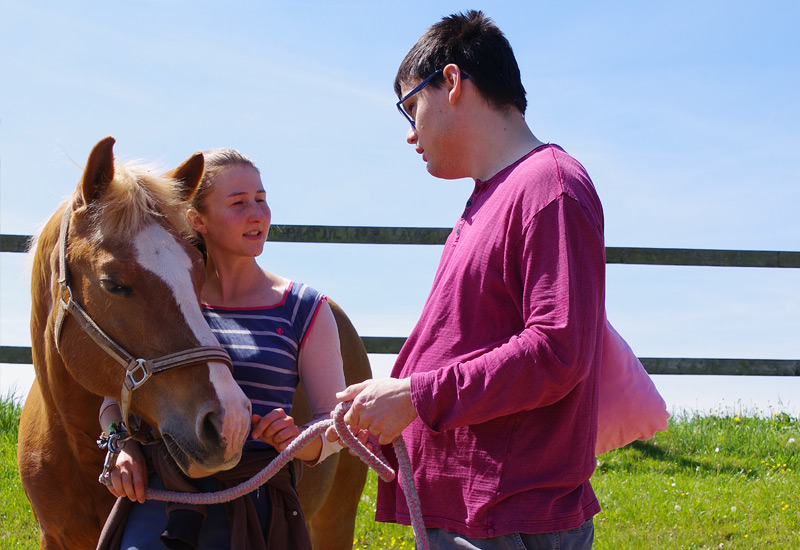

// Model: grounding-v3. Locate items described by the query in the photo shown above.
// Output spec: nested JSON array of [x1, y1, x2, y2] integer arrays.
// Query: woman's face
[[192, 164, 271, 259]]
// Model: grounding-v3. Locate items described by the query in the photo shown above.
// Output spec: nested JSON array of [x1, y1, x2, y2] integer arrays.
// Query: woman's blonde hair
[[191, 148, 260, 212]]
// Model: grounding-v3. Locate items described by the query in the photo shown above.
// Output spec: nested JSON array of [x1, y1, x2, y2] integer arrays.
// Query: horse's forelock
[[86, 161, 192, 242]]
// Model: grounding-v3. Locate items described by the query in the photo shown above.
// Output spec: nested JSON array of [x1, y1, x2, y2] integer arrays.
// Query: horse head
[[53, 136, 251, 476]]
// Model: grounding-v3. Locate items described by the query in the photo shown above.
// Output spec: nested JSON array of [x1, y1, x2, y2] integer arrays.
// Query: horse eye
[[100, 279, 133, 297]]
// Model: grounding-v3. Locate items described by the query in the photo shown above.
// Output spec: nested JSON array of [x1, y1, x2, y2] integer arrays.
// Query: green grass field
[[3, 395, 798, 549]]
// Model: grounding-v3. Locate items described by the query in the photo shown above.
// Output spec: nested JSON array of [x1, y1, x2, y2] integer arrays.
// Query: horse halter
[[52, 205, 234, 437]]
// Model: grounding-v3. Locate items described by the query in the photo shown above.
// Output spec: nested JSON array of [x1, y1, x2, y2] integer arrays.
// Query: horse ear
[[79, 136, 116, 206], [165, 153, 205, 202]]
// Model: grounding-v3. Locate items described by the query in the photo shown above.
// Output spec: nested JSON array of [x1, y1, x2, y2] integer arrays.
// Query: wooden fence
[[2, 228, 799, 376]]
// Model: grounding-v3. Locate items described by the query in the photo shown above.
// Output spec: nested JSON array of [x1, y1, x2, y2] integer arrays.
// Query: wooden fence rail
[[3, 227, 799, 375], [5, 229, 800, 267]]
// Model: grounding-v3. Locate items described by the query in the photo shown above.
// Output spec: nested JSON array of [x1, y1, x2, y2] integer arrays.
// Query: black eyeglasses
[[396, 68, 468, 129]]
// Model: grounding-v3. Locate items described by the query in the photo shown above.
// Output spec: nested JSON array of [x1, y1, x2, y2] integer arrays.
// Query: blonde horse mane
[[82, 161, 193, 242]]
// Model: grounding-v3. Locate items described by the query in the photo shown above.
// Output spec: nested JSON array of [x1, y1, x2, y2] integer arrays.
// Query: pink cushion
[[596, 318, 669, 454]]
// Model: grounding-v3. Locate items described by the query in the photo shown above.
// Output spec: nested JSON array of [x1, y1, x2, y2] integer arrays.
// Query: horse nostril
[[199, 408, 224, 446]]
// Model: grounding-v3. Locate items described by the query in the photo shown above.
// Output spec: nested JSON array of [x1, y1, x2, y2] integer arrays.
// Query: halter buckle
[[125, 358, 151, 390]]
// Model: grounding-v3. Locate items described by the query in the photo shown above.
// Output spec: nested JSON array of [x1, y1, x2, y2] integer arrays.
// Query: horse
[[17, 137, 370, 549]]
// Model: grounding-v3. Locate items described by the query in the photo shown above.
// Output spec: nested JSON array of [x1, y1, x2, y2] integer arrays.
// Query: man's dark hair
[[394, 10, 527, 114]]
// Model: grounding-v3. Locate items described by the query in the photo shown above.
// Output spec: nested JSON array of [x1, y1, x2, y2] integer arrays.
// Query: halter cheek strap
[[53, 205, 233, 437], [53, 206, 73, 354]]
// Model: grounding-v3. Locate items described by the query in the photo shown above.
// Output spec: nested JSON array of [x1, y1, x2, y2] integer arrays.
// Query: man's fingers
[[336, 380, 371, 403], [336, 378, 416, 446], [343, 399, 362, 428], [324, 425, 339, 442]]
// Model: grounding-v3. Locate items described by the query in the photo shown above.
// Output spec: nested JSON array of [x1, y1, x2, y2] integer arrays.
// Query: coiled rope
[[145, 401, 429, 549]]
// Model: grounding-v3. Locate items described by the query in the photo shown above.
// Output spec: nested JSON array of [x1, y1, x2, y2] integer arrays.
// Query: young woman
[[99, 148, 346, 549]]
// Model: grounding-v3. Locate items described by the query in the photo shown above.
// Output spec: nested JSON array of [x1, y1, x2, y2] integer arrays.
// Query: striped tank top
[[202, 282, 325, 448]]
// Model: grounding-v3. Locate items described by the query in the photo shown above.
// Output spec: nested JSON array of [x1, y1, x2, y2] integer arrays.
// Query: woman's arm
[[98, 397, 148, 502], [253, 298, 348, 463], [297, 298, 346, 463]]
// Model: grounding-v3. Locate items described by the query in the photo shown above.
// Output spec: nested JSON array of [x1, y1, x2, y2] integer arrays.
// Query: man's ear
[[443, 63, 465, 105]]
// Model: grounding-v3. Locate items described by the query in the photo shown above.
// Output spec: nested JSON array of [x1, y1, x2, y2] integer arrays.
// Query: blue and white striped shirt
[[202, 282, 324, 448]]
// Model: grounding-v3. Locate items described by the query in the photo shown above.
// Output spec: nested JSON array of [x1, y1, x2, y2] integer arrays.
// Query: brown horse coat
[[18, 137, 370, 549]]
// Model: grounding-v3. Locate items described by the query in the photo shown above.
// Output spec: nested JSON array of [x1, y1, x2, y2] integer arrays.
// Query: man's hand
[[336, 378, 418, 445], [324, 421, 378, 456]]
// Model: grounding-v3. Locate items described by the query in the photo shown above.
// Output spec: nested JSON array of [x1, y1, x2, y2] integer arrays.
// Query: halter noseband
[[53, 205, 233, 437]]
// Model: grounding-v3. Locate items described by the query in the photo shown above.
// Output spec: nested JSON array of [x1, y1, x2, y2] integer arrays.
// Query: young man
[[338, 10, 604, 549]]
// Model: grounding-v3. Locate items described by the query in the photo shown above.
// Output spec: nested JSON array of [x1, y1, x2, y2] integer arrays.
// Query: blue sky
[[2, 0, 799, 414]]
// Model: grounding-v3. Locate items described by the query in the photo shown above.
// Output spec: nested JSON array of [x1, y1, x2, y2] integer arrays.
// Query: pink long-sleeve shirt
[[376, 144, 606, 538]]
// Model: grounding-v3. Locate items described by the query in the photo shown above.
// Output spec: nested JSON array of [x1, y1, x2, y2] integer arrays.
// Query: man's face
[[396, 69, 443, 130], [398, 73, 464, 180]]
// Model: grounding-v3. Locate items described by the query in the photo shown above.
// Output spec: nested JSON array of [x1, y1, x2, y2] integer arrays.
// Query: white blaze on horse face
[[133, 223, 216, 346], [134, 223, 251, 456]]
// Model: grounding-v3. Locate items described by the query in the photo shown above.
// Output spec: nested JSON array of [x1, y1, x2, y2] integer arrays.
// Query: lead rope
[[141, 401, 429, 549]]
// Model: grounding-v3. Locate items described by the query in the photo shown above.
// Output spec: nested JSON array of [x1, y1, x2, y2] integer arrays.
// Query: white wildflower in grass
[[674, 504, 681, 511], [730, 506, 737, 512], [788, 438, 796, 444]]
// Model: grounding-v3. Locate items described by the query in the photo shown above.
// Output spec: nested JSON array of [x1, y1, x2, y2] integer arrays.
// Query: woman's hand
[[252, 409, 323, 462], [105, 442, 147, 503], [251, 409, 301, 451]]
